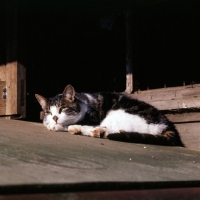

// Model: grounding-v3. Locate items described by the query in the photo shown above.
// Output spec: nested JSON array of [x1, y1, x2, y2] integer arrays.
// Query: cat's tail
[[107, 130, 185, 147]]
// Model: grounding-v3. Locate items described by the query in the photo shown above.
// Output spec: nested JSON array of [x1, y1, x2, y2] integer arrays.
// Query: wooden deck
[[1, 118, 200, 187]]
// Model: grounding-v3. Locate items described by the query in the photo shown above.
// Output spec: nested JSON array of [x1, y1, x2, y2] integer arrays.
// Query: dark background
[[0, 0, 200, 121]]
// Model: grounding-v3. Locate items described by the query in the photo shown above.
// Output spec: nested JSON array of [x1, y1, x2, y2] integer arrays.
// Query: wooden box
[[0, 62, 26, 119]]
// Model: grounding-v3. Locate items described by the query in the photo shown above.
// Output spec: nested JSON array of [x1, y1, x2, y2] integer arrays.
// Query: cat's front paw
[[46, 124, 56, 131], [68, 125, 82, 134], [91, 127, 107, 138], [46, 124, 67, 131]]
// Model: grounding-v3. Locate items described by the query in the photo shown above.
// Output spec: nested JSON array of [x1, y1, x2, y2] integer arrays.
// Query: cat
[[35, 84, 184, 146]]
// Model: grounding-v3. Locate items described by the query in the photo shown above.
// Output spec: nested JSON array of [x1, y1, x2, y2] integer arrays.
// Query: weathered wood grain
[[0, 81, 6, 115], [150, 97, 200, 110], [166, 113, 200, 123], [0, 66, 6, 81], [128, 85, 200, 123], [131, 84, 200, 110], [132, 84, 200, 100], [0, 63, 26, 118], [1, 118, 200, 186], [17, 62, 26, 118], [175, 123, 200, 150], [0, 0, 25, 118], [5, 61, 18, 115]]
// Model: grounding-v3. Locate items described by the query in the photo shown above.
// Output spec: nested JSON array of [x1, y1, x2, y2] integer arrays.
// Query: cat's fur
[[35, 85, 184, 146]]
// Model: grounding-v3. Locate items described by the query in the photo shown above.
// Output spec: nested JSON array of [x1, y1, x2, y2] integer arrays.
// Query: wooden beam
[[131, 84, 200, 110], [6, 62, 18, 115], [175, 122, 200, 150], [0, 63, 26, 118], [166, 112, 200, 123], [5, 62, 26, 118], [125, 9, 133, 94], [17, 62, 26, 118], [0, 81, 6, 115], [0, 0, 26, 119], [0, 66, 6, 81]]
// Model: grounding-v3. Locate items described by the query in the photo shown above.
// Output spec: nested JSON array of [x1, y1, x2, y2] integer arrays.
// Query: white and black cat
[[35, 84, 184, 146]]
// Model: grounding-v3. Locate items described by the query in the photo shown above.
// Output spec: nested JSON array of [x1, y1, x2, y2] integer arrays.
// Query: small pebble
[[144, 147, 146, 148], [129, 158, 132, 161]]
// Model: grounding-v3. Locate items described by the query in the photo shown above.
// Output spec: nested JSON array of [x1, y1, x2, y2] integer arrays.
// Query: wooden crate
[[0, 62, 26, 119]]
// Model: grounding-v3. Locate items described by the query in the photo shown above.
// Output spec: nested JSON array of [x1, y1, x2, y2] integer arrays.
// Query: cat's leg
[[45, 123, 68, 131], [81, 126, 96, 136], [68, 125, 82, 134], [68, 125, 106, 137], [68, 125, 95, 136], [55, 124, 68, 131], [91, 126, 107, 138]]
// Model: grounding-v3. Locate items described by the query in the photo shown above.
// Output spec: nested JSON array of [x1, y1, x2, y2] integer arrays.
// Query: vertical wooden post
[[125, 9, 133, 94], [0, 0, 26, 119], [5, 0, 18, 117]]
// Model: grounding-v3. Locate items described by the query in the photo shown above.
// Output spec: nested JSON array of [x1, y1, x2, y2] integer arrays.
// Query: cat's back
[[98, 92, 171, 125]]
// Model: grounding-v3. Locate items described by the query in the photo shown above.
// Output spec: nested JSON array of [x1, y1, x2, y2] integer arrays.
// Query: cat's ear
[[62, 84, 75, 101], [35, 94, 48, 110]]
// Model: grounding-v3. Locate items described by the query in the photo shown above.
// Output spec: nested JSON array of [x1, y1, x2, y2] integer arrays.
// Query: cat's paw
[[46, 124, 67, 132], [91, 126, 107, 138], [46, 124, 56, 131], [68, 125, 82, 134], [80, 126, 94, 136]]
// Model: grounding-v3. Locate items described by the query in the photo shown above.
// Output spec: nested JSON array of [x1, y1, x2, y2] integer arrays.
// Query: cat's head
[[35, 85, 81, 129]]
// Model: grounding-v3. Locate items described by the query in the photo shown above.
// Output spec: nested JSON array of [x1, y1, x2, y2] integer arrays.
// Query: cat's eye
[[59, 107, 67, 113], [45, 110, 52, 115]]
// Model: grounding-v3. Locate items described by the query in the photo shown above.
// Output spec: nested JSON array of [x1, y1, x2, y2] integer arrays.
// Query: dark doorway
[[2, 0, 199, 121]]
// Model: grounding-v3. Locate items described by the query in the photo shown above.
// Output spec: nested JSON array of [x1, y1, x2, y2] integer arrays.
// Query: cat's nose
[[53, 115, 58, 123]]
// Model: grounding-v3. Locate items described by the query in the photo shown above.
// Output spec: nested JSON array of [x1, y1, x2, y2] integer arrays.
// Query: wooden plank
[[2, 0, 26, 119], [5, 0, 17, 116], [0, 81, 6, 115], [150, 97, 200, 110], [132, 84, 200, 101], [130, 84, 200, 110], [175, 123, 200, 150], [0, 66, 6, 81], [133, 84, 200, 94], [4, 62, 26, 118], [166, 113, 200, 123], [2, 118, 200, 184], [129, 85, 200, 124], [0, 62, 26, 118], [17, 62, 26, 118], [5, 61, 18, 115]]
